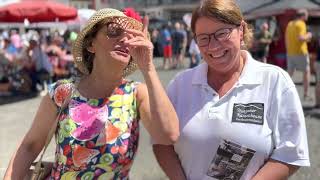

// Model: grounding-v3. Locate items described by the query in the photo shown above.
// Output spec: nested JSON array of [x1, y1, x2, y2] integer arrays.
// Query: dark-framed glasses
[[105, 22, 125, 38], [195, 26, 240, 47]]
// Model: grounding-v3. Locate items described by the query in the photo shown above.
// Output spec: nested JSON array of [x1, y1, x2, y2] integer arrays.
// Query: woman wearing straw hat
[[4, 8, 179, 179]]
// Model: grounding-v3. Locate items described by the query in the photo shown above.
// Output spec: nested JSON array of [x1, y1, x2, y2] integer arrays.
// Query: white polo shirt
[[166, 51, 310, 180]]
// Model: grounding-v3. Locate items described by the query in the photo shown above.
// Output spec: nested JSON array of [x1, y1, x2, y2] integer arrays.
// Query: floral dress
[[48, 79, 140, 180]]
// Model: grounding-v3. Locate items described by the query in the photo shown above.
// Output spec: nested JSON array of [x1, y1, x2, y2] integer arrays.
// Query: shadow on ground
[[0, 92, 38, 105], [303, 105, 320, 119]]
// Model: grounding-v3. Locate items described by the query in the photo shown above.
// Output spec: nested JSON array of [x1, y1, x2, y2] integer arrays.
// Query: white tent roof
[[0, 0, 19, 7]]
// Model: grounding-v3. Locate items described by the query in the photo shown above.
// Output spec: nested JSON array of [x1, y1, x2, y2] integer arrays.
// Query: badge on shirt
[[231, 103, 264, 125], [206, 140, 256, 180]]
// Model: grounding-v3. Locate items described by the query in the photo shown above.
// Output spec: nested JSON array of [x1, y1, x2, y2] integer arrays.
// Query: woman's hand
[[124, 16, 154, 73]]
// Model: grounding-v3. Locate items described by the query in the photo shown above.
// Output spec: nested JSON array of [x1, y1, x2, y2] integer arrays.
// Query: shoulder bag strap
[[33, 84, 74, 174]]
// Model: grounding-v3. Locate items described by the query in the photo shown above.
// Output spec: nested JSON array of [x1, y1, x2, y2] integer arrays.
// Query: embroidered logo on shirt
[[232, 103, 264, 125], [206, 140, 256, 180]]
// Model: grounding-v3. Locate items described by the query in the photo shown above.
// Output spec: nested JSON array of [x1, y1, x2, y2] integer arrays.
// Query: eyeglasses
[[195, 26, 240, 47], [105, 22, 125, 38]]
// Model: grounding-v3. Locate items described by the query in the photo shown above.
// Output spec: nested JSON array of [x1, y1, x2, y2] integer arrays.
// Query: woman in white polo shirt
[[152, 0, 310, 180]]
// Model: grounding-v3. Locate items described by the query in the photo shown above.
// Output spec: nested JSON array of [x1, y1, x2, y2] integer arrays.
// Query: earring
[[240, 40, 245, 48], [75, 57, 82, 62]]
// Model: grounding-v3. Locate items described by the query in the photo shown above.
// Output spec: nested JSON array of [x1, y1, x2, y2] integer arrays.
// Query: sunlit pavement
[[1, 57, 319, 179]]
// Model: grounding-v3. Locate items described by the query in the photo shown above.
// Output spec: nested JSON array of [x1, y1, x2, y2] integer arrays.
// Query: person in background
[[285, 9, 312, 100], [315, 38, 320, 108], [153, 0, 310, 179], [172, 22, 187, 69], [180, 23, 188, 67], [159, 24, 173, 69], [151, 28, 161, 57], [0, 50, 12, 95], [3, 38, 18, 62], [188, 35, 201, 68], [10, 29, 22, 53], [28, 39, 53, 95], [255, 22, 272, 63], [4, 8, 179, 180]]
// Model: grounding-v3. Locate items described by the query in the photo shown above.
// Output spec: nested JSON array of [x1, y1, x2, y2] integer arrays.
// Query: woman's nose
[[119, 33, 130, 42], [208, 37, 221, 50]]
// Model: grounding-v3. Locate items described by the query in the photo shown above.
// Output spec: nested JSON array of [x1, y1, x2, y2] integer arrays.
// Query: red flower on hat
[[123, 7, 142, 22]]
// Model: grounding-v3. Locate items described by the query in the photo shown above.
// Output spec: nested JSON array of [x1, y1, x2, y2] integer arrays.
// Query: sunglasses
[[105, 22, 125, 38]]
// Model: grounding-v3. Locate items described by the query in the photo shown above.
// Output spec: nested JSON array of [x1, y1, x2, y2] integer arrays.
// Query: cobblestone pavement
[[1, 58, 319, 179]]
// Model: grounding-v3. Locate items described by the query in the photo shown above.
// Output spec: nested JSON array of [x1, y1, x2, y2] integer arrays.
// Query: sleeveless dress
[[48, 79, 140, 180]]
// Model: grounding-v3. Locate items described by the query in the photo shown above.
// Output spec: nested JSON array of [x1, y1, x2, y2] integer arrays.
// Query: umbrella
[[77, 9, 96, 22], [0, 0, 77, 22], [244, 0, 320, 19], [0, 0, 20, 7], [77, 9, 96, 29]]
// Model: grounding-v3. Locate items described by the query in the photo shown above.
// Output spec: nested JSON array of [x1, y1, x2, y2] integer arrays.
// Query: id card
[[206, 140, 255, 180]]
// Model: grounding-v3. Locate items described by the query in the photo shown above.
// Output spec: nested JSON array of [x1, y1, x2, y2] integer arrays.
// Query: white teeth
[[210, 51, 227, 58]]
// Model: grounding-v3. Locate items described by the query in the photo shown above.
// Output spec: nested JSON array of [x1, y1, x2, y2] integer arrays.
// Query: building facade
[[127, 0, 199, 20], [66, 0, 199, 21]]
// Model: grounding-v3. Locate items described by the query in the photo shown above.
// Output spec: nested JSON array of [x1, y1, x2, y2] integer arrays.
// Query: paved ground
[[1, 58, 319, 179]]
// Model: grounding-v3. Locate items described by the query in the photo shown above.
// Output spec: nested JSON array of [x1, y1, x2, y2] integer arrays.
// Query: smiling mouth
[[209, 50, 228, 59]]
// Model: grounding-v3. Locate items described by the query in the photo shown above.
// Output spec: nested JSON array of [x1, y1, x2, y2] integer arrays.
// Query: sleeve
[[269, 85, 310, 166], [48, 79, 73, 108], [166, 78, 178, 108], [297, 21, 307, 37]]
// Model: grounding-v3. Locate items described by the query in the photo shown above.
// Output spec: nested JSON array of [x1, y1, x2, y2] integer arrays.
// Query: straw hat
[[72, 8, 143, 76]]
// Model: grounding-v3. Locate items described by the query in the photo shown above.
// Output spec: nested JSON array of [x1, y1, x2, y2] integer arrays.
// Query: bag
[[24, 84, 74, 180], [24, 162, 53, 180]]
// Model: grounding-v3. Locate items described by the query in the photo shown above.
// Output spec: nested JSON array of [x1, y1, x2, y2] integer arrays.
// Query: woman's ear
[[86, 41, 95, 53]]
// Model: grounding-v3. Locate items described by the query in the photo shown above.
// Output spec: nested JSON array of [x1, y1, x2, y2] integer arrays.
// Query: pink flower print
[[70, 103, 109, 141]]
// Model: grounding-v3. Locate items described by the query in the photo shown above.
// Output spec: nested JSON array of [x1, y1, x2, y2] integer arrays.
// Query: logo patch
[[232, 103, 264, 125]]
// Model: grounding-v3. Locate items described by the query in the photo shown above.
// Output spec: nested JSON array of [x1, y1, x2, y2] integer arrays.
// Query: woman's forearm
[[4, 142, 40, 180], [153, 144, 186, 180], [252, 159, 299, 180], [141, 66, 179, 144]]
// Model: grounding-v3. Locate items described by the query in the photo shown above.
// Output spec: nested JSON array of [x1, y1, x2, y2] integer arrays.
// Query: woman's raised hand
[[125, 16, 155, 73]]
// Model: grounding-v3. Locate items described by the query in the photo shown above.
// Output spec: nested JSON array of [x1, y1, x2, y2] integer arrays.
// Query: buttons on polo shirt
[[208, 107, 222, 120], [208, 108, 215, 119]]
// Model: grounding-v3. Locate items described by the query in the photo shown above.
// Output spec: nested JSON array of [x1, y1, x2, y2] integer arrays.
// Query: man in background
[[171, 22, 187, 69], [255, 22, 272, 63], [315, 39, 320, 108], [285, 9, 312, 100], [159, 24, 173, 70]]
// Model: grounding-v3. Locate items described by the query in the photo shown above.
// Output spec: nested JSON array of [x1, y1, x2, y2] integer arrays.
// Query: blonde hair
[[191, 0, 253, 49]]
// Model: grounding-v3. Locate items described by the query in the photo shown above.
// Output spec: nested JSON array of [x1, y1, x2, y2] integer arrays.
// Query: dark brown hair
[[191, 0, 253, 49], [82, 20, 107, 74]]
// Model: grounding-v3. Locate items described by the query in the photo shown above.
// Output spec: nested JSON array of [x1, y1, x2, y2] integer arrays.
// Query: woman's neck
[[79, 68, 123, 99]]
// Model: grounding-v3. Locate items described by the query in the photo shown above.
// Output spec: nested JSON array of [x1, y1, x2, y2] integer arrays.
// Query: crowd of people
[[0, 28, 78, 96], [151, 21, 201, 70]]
